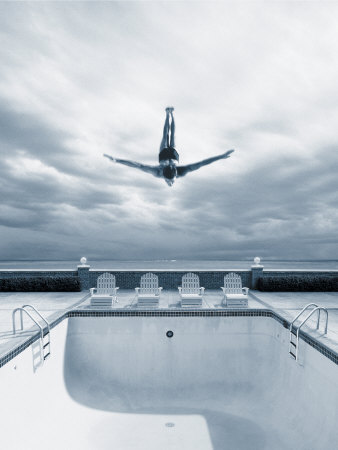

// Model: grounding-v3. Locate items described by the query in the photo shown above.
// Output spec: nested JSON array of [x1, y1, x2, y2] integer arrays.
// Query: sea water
[[0, 260, 337, 270]]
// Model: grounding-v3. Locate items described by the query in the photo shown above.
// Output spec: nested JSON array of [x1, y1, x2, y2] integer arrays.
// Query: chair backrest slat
[[181, 272, 200, 294], [224, 273, 243, 294], [140, 273, 159, 294], [96, 272, 116, 295]]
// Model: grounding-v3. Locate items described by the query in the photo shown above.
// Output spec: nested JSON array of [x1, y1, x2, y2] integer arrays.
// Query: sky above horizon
[[1, 1, 338, 261]]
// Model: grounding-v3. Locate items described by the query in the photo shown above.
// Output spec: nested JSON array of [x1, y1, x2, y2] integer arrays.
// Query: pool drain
[[166, 330, 174, 338]]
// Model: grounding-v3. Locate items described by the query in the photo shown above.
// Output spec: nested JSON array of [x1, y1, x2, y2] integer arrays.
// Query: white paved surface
[[249, 291, 338, 353], [0, 291, 88, 357]]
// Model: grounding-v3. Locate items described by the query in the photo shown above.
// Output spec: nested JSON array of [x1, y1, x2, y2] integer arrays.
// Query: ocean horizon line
[[1, 258, 338, 262], [0, 259, 338, 271]]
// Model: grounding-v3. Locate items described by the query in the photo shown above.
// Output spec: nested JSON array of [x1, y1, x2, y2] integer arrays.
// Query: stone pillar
[[251, 264, 264, 290], [77, 264, 90, 291]]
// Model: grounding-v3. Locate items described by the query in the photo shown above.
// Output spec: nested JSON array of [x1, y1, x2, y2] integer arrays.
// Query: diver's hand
[[103, 154, 116, 162], [223, 149, 235, 158]]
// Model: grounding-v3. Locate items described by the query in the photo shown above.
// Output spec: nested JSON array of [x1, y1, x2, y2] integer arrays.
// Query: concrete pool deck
[[0, 291, 89, 358], [0, 289, 337, 361]]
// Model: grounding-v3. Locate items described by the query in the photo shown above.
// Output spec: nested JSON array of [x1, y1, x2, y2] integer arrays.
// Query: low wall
[[87, 270, 252, 290], [0, 266, 337, 291]]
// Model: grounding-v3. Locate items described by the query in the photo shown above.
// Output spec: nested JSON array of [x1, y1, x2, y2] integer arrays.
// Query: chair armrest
[[90, 288, 96, 295], [135, 287, 140, 293], [242, 287, 249, 295]]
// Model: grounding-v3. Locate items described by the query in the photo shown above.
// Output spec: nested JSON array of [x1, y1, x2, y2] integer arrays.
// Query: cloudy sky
[[0, 1, 338, 261]]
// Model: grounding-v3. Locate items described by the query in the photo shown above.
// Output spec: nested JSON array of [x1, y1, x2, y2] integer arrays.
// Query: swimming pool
[[1, 312, 337, 449]]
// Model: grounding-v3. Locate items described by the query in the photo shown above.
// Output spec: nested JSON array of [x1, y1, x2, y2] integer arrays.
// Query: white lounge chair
[[90, 273, 119, 307], [221, 273, 249, 307], [178, 273, 204, 307], [135, 273, 162, 307]]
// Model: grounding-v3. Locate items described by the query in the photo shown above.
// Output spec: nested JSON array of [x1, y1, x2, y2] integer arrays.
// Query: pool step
[[289, 351, 296, 359], [289, 344, 297, 360], [42, 333, 51, 362], [289, 327, 298, 360]]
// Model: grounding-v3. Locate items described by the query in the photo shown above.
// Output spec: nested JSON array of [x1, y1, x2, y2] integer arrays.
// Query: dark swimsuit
[[159, 147, 179, 163]]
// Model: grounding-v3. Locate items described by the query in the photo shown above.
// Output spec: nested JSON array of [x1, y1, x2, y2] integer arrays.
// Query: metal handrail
[[290, 306, 328, 361], [297, 306, 328, 335], [12, 307, 44, 337], [21, 304, 50, 335], [289, 303, 319, 331], [12, 305, 51, 366]]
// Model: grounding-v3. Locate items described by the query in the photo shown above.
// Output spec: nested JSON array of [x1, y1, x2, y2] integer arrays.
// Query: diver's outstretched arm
[[176, 150, 234, 177], [104, 154, 161, 178]]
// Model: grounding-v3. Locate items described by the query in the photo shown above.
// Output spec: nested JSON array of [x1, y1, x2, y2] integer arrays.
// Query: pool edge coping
[[1, 308, 337, 368]]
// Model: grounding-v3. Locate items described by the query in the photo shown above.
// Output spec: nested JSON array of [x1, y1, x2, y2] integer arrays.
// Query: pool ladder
[[289, 303, 328, 362], [12, 305, 51, 364]]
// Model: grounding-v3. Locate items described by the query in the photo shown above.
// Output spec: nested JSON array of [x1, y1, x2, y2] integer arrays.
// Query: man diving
[[104, 107, 234, 187]]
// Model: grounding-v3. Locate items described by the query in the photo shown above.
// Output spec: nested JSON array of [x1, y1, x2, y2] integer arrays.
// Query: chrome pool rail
[[289, 303, 328, 362], [12, 305, 51, 364]]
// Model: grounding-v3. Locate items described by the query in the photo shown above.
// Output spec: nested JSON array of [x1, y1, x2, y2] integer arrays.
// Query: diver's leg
[[169, 109, 175, 148], [159, 108, 171, 151]]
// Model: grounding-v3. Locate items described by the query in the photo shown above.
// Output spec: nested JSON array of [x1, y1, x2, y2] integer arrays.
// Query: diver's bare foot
[[165, 106, 174, 113]]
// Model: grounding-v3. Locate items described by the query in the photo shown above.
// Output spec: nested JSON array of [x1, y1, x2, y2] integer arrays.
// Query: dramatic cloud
[[0, 2, 337, 261]]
